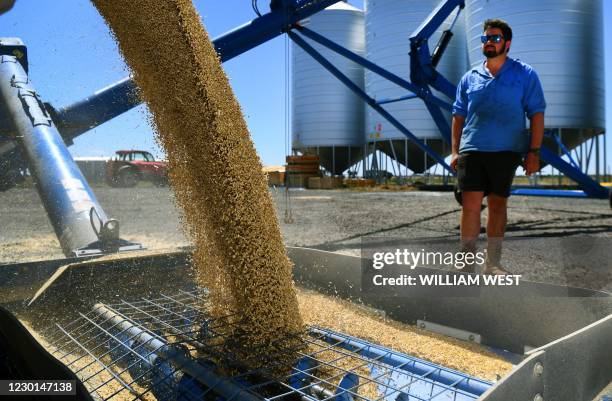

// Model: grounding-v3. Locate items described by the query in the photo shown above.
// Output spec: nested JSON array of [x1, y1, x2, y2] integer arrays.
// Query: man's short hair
[[483, 19, 512, 42]]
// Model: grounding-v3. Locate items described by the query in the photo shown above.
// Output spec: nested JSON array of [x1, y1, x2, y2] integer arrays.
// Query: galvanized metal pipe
[[92, 303, 261, 401], [0, 55, 113, 256]]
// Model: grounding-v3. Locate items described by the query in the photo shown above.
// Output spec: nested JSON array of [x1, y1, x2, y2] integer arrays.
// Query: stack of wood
[[286, 155, 320, 187], [308, 176, 343, 189]]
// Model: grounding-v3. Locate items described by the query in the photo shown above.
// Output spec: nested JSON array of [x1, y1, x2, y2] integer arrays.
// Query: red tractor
[[106, 150, 168, 187]]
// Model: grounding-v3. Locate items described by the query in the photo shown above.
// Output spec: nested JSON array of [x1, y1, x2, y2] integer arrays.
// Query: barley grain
[[91, 0, 303, 370]]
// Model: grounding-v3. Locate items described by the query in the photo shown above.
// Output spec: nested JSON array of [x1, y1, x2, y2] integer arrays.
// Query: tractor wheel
[[117, 168, 139, 188]]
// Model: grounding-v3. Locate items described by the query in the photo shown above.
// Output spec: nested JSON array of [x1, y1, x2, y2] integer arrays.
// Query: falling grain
[[91, 0, 303, 370]]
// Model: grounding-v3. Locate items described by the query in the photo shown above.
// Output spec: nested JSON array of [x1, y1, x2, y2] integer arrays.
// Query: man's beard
[[483, 45, 504, 58]]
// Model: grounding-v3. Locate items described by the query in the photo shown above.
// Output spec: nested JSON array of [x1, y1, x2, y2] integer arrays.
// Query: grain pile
[[90, 0, 302, 369], [295, 288, 512, 381]]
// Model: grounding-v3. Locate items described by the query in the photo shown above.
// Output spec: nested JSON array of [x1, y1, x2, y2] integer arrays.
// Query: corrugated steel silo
[[291, 1, 365, 175], [365, 0, 468, 173], [465, 0, 605, 151]]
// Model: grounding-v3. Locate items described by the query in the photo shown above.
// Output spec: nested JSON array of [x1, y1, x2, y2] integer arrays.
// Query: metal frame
[[480, 314, 612, 401], [288, 247, 612, 352], [288, 247, 612, 401], [288, 31, 450, 171], [42, 288, 489, 401]]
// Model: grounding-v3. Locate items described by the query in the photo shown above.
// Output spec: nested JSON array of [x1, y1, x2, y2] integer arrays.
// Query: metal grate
[[42, 289, 491, 401]]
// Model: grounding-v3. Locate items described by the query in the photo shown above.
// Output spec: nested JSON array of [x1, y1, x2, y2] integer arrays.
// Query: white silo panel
[[365, 0, 468, 142]]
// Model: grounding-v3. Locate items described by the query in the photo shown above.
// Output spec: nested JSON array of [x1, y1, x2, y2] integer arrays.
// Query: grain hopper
[[1, 248, 611, 400]]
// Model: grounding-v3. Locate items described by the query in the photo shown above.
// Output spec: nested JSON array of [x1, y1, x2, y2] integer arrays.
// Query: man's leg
[[482, 151, 521, 275], [460, 191, 484, 273], [484, 191, 509, 274]]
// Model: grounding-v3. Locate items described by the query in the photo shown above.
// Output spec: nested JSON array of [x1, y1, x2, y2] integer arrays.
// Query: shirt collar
[[473, 57, 515, 78]]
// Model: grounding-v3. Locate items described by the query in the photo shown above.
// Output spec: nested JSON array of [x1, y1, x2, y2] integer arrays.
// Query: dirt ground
[[1, 186, 611, 291]]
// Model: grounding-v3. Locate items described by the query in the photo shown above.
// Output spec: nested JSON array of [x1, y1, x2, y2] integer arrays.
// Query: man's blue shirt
[[452, 57, 546, 153]]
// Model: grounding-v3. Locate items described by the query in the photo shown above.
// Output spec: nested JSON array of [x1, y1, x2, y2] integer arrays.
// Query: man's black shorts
[[456, 151, 522, 197]]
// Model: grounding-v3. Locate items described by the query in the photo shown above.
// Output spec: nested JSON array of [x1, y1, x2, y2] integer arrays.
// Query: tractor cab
[[116, 150, 156, 162], [106, 150, 167, 187]]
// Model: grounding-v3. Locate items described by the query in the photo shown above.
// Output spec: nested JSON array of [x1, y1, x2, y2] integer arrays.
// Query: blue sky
[[1, 0, 610, 172]]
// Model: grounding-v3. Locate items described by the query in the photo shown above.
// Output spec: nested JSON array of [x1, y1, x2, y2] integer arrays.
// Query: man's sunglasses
[[481, 34, 504, 44]]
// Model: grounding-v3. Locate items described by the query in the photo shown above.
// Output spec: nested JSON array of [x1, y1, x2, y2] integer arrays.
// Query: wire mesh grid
[[41, 289, 488, 401]]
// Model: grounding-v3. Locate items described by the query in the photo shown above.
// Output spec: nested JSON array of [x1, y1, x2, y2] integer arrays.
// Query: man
[[451, 19, 546, 275]]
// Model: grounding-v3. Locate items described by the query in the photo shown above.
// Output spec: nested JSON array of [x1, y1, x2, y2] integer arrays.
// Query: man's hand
[[524, 152, 540, 175], [450, 153, 460, 171]]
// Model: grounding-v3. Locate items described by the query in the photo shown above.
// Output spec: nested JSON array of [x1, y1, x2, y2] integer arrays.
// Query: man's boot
[[483, 237, 510, 275]]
